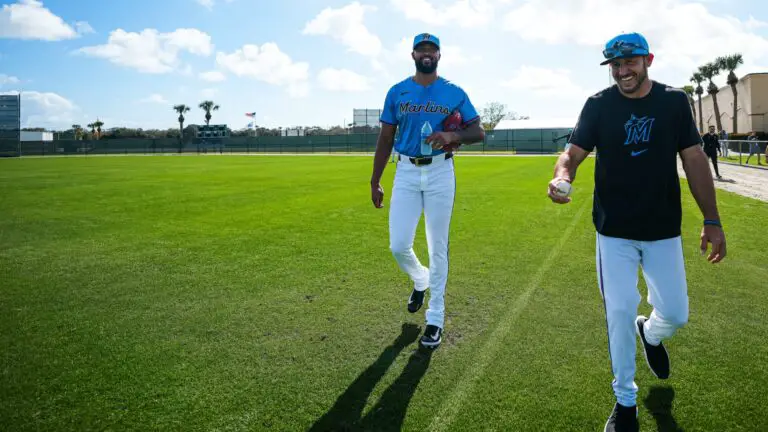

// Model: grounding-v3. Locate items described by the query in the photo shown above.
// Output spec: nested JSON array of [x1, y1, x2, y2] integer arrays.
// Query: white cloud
[[0, 0, 80, 40], [140, 93, 168, 104], [199, 70, 226, 82], [318, 68, 370, 92], [216, 43, 310, 97], [303, 2, 382, 57], [200, 88, 218, 98], [390, 0, 494, 28], [75, 21, 94, 35], [196, 0, 235, 10], [746, 16, 768, 30], [374, 37, 480, 80], [502, 66, 589, 98], [0, 90, 79, 129], [180, 64, 194, 76], [501, 0, 768, 86], [0, 74, 21, 86], [76, 28, 213, 74]]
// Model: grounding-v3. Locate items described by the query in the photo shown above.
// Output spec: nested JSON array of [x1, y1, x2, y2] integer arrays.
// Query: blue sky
[[1, 0, 767, 131]]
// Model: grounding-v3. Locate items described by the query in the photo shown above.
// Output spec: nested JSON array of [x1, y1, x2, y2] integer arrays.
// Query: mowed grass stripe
[[429, 198, 590, 431]]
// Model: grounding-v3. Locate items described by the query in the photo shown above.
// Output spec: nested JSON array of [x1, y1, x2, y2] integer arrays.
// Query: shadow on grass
[[643, 386, 684, 432], [308, 323, 433, 432]]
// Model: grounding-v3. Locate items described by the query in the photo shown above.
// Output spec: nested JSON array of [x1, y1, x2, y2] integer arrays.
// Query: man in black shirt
[[546, 32, 727, 432], [702, 125, 722, 178]]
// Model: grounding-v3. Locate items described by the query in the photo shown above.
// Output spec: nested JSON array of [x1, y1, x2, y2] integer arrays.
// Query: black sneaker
[[420, 324, 442, 349], [636, 315, 670, 379], [408, 289, 425, 313], [604, 403, 639, 432]]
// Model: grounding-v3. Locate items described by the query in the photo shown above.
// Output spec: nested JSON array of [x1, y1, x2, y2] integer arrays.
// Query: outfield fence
[[720, 140, 768, 165], [0, 128, 573, 157]]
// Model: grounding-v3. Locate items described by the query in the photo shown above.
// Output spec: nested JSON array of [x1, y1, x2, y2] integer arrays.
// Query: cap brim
[[600, 51, 649, 65], [413, 41, 439, 50]]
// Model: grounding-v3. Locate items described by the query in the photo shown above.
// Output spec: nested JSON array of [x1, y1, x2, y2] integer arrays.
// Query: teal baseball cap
[[413, 33, 440, 50], [600, 32, 650, 65]]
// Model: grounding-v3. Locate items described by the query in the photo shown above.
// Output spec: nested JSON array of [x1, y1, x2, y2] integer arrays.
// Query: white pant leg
[[423, 159, 456, 328], [597, 233, 642, 408], [640, 236, 689, 346], [389, 162, 429, 291]]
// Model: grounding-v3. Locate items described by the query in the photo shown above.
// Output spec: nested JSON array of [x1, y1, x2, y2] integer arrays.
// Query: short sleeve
[[569, 97, 599, 152], [458, 89, 480, 126], [677, 92, 702, 151], [380, 86, 398, 125]]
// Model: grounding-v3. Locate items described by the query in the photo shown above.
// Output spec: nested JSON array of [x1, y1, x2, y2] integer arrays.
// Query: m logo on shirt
[[624, 114, 655, 145]]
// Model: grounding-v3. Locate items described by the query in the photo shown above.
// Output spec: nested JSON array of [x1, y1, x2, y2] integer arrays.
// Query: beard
[[614, 64, 648, 94], [415, 57, 438, 74]]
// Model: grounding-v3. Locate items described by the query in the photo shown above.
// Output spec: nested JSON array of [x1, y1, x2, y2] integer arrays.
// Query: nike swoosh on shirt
[[400, 91, 410, 95], [631, 149, 648, 157]]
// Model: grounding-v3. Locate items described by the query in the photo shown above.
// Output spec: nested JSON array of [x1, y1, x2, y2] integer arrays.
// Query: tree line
[[33, 99, 531, 140], [682, 53, 747, 136]]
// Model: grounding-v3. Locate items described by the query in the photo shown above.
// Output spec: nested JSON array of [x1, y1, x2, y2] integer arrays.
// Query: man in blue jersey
[[370, 33, 485, 349]]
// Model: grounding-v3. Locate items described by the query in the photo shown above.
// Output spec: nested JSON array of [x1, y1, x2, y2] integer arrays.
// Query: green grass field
[[719, 155, 766, 167], [1, 155, 766, 431]]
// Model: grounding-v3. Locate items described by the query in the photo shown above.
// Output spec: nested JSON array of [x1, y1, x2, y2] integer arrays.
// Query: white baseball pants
[[596, 233, 690, 408], [389, 154, 456, 329]]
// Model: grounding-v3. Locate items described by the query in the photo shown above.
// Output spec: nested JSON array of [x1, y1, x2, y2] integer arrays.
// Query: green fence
[[0, 128, 572, 157]]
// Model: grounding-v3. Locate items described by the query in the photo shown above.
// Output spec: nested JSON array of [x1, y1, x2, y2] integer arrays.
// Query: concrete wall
[[698, 73, 767, 134]]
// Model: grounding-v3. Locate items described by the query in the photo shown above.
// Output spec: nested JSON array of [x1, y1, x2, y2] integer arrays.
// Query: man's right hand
[[371, 183, 384, 208], [547, 177, 572, 204]]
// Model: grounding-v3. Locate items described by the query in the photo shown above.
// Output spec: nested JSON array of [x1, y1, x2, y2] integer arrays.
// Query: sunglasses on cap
[[602, 41, 649, 62]]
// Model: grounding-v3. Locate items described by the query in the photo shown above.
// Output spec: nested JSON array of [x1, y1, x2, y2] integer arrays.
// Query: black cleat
[[408, 289, 425, 313], [420, 324, 442, 349], [636, 315, 670, 379], [604, 403, 639, 432]]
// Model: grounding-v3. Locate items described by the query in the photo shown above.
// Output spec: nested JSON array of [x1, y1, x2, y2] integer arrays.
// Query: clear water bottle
[[420, 121, 433, 156]]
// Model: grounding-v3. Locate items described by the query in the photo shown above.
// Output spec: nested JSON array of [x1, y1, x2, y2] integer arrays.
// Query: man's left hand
[[427, 131, 460, 150], [700, 224, 726, 263]]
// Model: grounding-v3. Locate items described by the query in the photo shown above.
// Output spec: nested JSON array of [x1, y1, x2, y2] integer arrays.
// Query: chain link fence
[[0, 128, 573, 157]]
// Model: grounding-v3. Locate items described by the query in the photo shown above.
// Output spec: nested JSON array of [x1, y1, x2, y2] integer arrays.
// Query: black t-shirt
[[702, 133, 720, 154], [569, 81, 702, 241]]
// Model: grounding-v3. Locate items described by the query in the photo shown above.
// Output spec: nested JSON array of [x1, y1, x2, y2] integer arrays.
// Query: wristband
[[703, 219, 722, 227]]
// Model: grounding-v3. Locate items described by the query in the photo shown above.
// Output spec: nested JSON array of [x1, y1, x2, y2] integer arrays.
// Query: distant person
[[719, 128, 729, 157], [765, 135, 768, 162], [745, 131, 762, 165], [702, 125, 722, 179], [553, 129, 574, 151]]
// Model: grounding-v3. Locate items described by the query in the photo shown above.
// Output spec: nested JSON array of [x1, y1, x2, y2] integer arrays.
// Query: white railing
[[718, 140, 767, 165]]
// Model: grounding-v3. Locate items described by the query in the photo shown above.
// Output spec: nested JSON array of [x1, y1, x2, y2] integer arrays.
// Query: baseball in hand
[[553, 180, 572, 198]]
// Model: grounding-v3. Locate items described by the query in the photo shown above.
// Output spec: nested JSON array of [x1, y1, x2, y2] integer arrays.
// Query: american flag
[[245, 112, 256, 118]]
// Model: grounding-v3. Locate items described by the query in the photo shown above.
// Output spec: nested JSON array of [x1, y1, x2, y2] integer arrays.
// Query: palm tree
[[87, 123, 96, 137], [93, 119, 104, 140], [173, 104, 191, 136], [71, 124, 83, 140], [690, 72, 705, 133], [699, 62, 723, 132], [717, 53, 744, 134], [682, 85, 696, 123], [198, 100, 219, 126]]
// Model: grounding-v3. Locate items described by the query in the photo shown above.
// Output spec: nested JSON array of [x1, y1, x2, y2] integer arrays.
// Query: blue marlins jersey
[[380, 77, 479, 157]]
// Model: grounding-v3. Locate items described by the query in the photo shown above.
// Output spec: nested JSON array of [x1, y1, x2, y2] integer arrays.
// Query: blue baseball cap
[[600, 32, 650, 65], [413, 33, 440, 50]]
